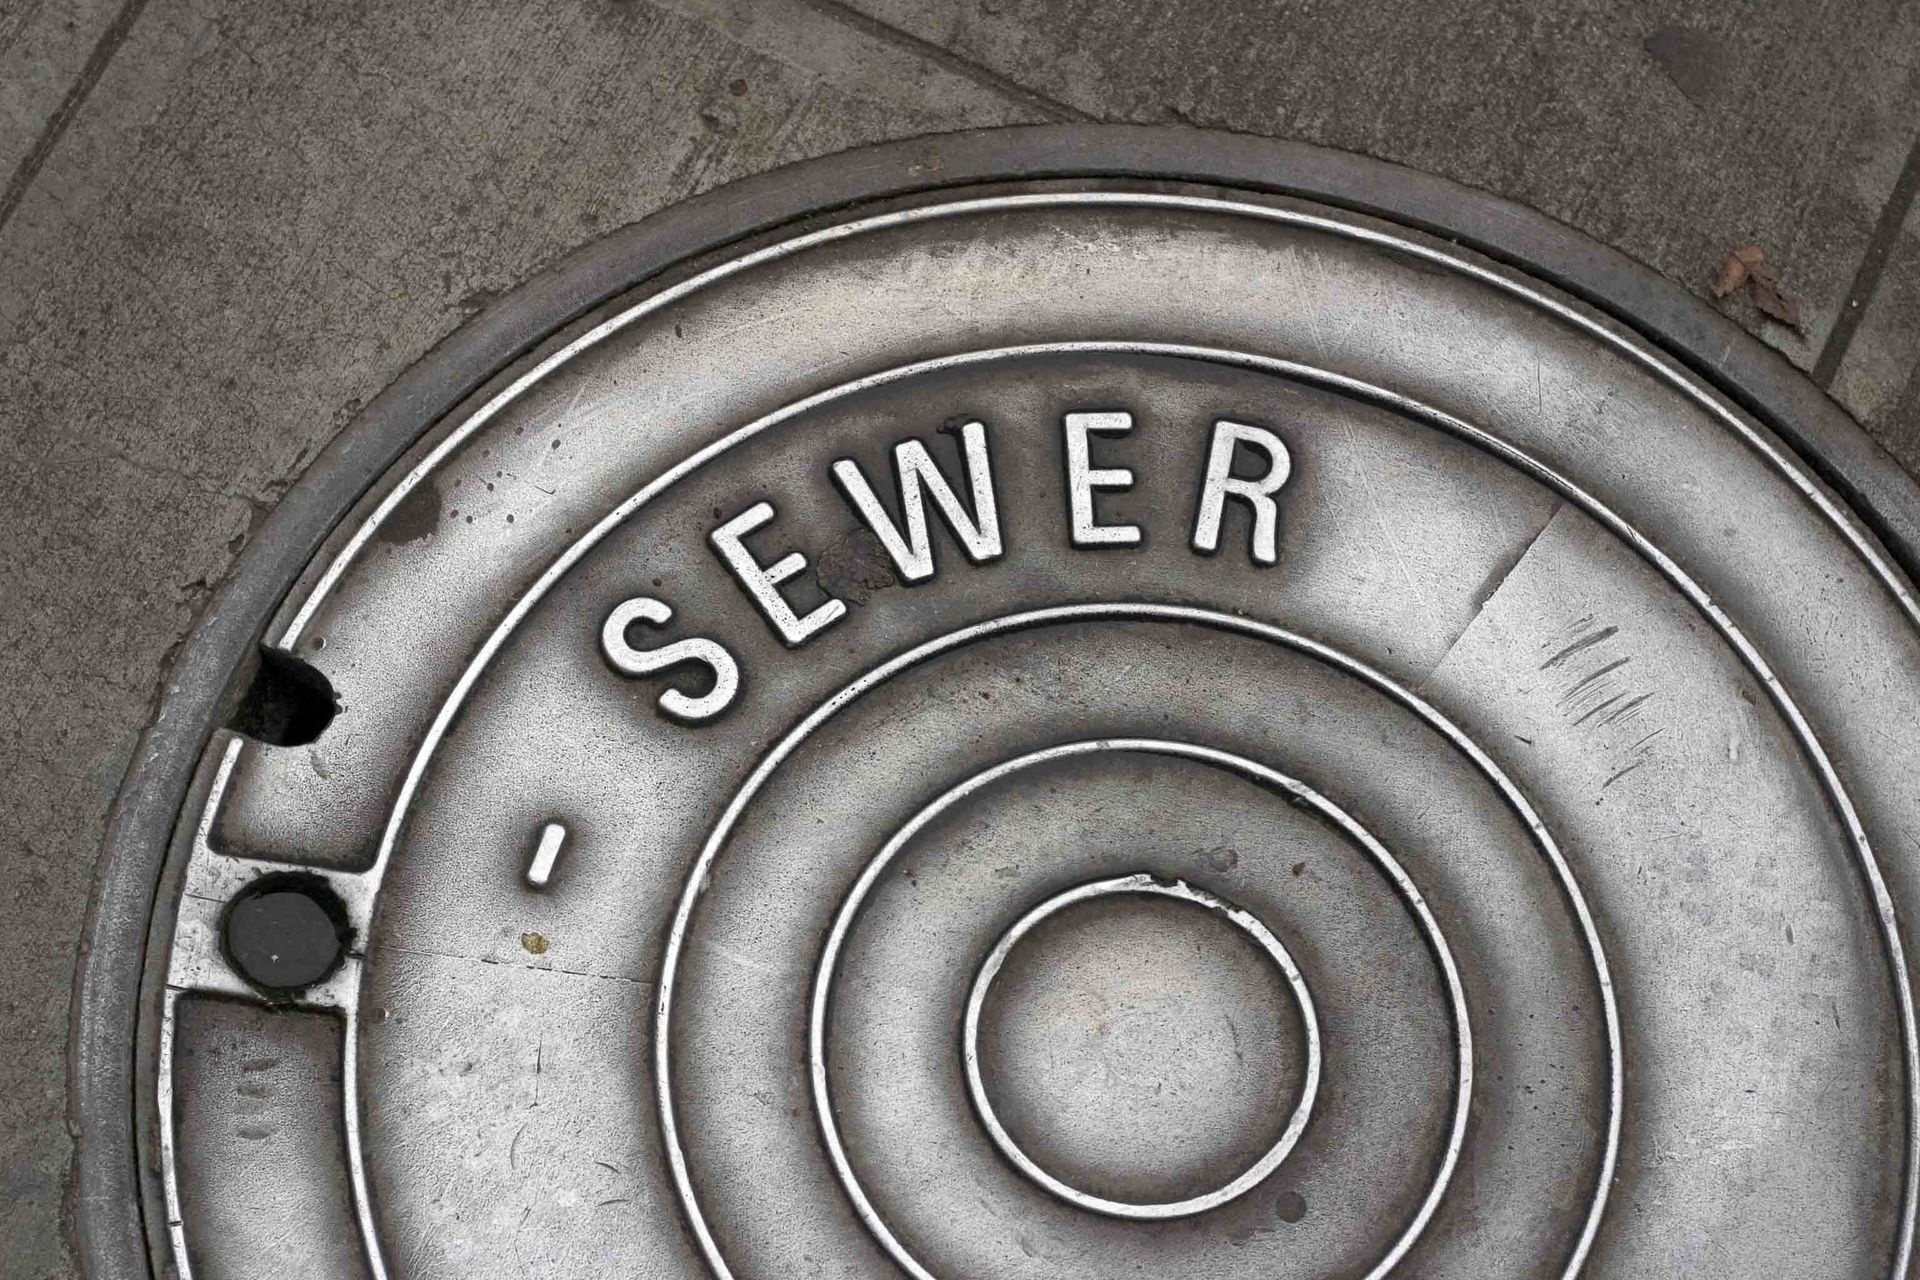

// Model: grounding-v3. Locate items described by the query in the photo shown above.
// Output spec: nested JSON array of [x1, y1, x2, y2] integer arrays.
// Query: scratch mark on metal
[[1543, 625, 1620, 669]]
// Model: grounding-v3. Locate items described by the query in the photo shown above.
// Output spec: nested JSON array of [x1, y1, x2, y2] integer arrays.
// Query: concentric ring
[[959, 872, 1323, 1222], [804, 736, 1473, 1275], [660, 609, 1612, 1279]]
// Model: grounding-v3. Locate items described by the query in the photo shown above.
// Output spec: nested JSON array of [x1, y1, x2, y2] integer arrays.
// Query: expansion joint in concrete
[[1815, 124, 1920, 389]]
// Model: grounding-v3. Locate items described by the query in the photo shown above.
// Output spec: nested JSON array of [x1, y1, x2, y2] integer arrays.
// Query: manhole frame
[[68, 122, 1920, 1280]]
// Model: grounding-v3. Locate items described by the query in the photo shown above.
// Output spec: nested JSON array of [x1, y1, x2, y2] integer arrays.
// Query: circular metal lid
[[77, 128, 1920, 1279]]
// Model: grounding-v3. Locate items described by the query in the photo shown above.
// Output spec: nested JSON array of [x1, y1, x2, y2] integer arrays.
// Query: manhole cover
[[75, 129, 1920, 1280]]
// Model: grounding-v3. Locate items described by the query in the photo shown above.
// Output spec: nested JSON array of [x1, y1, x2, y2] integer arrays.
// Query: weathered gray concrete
[[0, 2, 1915, 1277], [0, 0, 124, 194]]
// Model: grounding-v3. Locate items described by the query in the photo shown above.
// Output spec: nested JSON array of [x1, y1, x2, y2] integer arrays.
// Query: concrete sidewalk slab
[[835, 0, 1920, 438]]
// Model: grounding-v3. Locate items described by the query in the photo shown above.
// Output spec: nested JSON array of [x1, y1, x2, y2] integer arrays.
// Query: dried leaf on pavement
[[1712, 252, 1750, 297], [1750, 277, 1802, 327], [1712, 243, 1801, 330]]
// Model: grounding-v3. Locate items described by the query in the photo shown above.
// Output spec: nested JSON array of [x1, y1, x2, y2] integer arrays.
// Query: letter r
[[1191, 420, 1292, 566]]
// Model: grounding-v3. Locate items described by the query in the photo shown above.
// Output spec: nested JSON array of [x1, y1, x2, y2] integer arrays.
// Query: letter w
[[830, 421, 1003, 582]]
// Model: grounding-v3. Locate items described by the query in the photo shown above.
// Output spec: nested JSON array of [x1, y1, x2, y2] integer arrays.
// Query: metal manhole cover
[[75, 128, 1920, 1280]]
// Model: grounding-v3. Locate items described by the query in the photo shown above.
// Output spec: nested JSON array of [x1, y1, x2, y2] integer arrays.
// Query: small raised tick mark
[[526, 821, 568, 889]]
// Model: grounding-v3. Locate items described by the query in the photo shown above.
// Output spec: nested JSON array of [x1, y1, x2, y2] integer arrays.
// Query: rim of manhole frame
[[68, 123, 1920, 1280]]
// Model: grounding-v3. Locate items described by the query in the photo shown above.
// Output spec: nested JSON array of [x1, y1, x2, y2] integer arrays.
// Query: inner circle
[[808, 734, 1475, 1280], [962, 873, 1321, 1220]]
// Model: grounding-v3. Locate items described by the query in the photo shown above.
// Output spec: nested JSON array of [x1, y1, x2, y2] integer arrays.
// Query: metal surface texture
[[75, 128, 1920, 1279]]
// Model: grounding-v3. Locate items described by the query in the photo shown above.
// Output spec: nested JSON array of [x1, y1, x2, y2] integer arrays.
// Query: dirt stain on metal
[[376, 480, 442, 546], [817, 526, 898, 604]]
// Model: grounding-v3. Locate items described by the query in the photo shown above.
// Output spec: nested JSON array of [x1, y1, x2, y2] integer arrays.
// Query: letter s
[[599, 597, 740, 724]]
